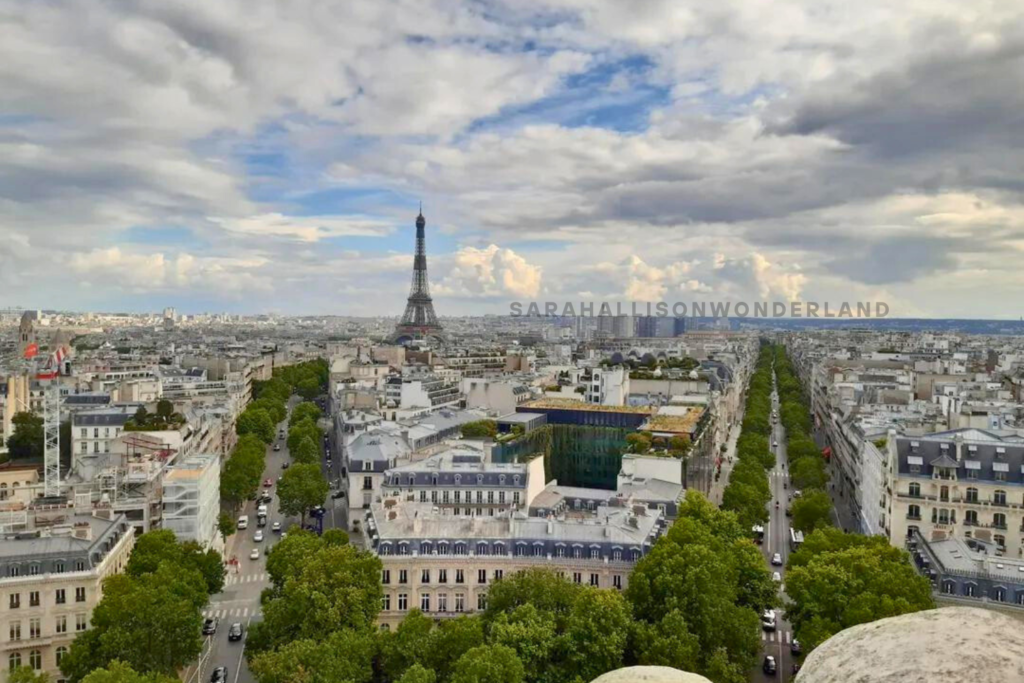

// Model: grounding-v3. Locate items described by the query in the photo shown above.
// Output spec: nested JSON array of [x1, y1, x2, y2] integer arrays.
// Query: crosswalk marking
[[203, 607, 262, 619], [224, 572, 268, 586], [761, 630, 792, 643]]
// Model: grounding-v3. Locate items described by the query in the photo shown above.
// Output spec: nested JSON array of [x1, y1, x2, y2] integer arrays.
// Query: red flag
[[23, 343, 38, 359]]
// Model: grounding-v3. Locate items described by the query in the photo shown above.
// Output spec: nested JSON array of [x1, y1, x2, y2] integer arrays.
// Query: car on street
[[772, 440, 779, 447], [763, 655, 777, 676], [331, 490, 345, 499], [791, 639, 802, 656], [761, 610, 776, 631], [263, 478, 273, 488], [772, 571, 782, 583], [771, 553, 783, 566], [228, 623, 243, 642], [202, 617, 217, 635], [272, 521, 281, 533], [249, 548, 260, 560], [257, 515, 266, 528], [210, 667, 228, 683], [273, 444, 281, 451], [265, 544, 272, 556], [282, 461, 290, 469], [237, 515, 248, 530], [254, 530, 264, 542]]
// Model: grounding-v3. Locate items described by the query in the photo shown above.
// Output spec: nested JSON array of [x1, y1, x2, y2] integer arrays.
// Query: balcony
[[906, 513, 921, 521]]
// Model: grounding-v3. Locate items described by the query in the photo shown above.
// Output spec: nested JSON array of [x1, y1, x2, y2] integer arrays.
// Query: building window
[[363, 461, 371, 472], [487, 491, 494, 504], [455, 569, 464, 584], [555, 545, 565, 558], [437, 593, 447, 613], [438, 569, 447, 584], [612, 548, 622, 561], [590, 573, 599, 586], [29, 650, 41, 671], [573, 572, 582, 584], [994, 587, 1006, 602], [477, 543, 489, 556], [397, 594, 408, 611], [513, 492, 520, 505], [477, 593, 487, 610], [55, 589, 65, 605], [55, 561, 65, 574], [995, 535, 1006, 549], [399, 570, 408, 584], [454, 543, 466, 556], [965, 510, 978, 526], [56, 647, 68, 667], [382, 570, 390, 585], [75, 587, 86, 603], [455, 594, 465, 612], [499, 491, 505, 505], [476, 491, 483, 504], [478, 569, 487, 584], [28, 592, 39, 607], [29, 618, 40, 639], [10, 621, 21, 641], [362, 476, 372, 490], [964, 583, 977, 598], [995, 471, 1008, 482], [994, 490, 1007, 506], [966, 487, 978, 504], [381, 594, 391, 611], [613, 575, 622, 590], [9, 593, 19, 609], [76, 614, 87, 631], [421, 569, 431, 584], [907, 505, 921, 520], [55, 616, 67, 634], [994, 513, 1007, 530], [420, 594, 430, 612], [28, 565, 39, 576], [431, 491, 438, 504], [939, 485, 949, 502], [476, 474, 483, 485], [454, 491, 461, 504], [9, 653, 21, 671], [494, 569, 503, 581], [572, 546, 582, 559], [419, 491, 427, 503]]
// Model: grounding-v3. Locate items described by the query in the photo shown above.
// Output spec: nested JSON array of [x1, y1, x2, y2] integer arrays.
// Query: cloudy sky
[[2, 0, 1023, 318]]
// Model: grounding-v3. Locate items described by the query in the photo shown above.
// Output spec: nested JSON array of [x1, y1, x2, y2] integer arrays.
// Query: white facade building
[[162, 453, 222, 551]]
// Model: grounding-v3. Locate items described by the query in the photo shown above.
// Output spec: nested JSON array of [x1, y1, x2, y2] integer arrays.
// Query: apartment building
[[889, 429, 1024, 558], [385, 373, 460, 410], [0, 510, 134, 683], [368, 499, 663, 628]]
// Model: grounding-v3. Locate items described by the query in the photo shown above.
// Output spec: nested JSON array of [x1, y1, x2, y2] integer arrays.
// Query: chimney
[[547, 519, 554, 535], [73, 522, 92, 541]]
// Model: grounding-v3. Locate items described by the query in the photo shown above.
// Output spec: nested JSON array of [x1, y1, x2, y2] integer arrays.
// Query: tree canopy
[[6, 411, 43, 460], [276, 463, 328, 522]]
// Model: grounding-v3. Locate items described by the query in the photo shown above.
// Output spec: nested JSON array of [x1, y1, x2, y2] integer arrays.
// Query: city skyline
[[3, 1, 1024, 318]]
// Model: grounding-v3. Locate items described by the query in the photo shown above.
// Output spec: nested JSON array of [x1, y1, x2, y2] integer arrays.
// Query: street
[[754, 377, 798, 682], [185, 400, 337, 683]]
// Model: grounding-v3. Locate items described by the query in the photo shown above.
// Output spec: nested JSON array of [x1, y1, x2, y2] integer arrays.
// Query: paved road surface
[[753, 376, 799, 681]]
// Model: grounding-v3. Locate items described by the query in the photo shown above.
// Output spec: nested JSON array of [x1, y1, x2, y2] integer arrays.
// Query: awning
[[964, 460, 982, 470], [993, 462, 1010, 473], [907, 456, 924, 466]]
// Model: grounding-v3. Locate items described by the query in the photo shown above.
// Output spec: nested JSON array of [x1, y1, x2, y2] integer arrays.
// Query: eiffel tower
[[392, 206, 443, 343]]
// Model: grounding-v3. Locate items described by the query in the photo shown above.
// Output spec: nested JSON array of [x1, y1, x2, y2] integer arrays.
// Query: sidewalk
[[709, 416, 744, 506]]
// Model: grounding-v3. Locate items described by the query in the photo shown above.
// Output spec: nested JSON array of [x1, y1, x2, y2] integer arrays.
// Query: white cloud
[[209, 213, 394, 242], [435, 245, 542, 299]]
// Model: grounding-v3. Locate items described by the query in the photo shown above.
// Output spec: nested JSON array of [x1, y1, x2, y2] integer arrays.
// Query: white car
[[771, 553, 783, 566], [773, 440, 779, 447], [772, 571, 782, 583], [249, 548, 260, 560], [271, 522, 281, 533], [254, 530, 264, 543]]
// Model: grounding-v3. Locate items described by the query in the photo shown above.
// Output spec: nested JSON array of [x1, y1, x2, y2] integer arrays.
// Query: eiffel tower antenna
[[392, 206, 443, 343]]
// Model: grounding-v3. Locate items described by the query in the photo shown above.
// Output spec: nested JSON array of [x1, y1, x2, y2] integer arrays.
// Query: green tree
[[558, 588, 631, 682], [9, 666, 50, 683], [217, 512, 236, 545], [378, 611, 436, 682], [460, 420, 498, 439], [291, 436, 319, 465], [289, 402, 322, 427], [631, 610, 700, 672], [421, 617, 485, 682], [784, 532, 935, 650], [287, 419, 321, 452], [125, 530, 224, 596], [265, 530, 325, 589], [248, 629, 376, 683], [237, 408, 275, 444], [246, 543, 383, 655], [276, 463, 328, 524], [450, 645, 525, 683], [6, 411, 43, 460], [397, 665, 437, 683], [791, 489, 834, 534], [155, 399, 174, 421], [489, 604, 557, 677], [624, 432, 651, 454], [790, 456, 828, 490], [296, 377, 320, 400], [80, 661, 180, 683]]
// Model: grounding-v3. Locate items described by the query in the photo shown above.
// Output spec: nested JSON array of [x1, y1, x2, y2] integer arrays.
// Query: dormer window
[[477, 474, 484, 484], [513, 475, 520, 485], [499, 475, 506, 485], [454, 474, 461, 485]]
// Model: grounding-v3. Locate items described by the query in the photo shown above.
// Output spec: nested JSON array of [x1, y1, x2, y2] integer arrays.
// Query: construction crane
[[22, 342, 67, 498]]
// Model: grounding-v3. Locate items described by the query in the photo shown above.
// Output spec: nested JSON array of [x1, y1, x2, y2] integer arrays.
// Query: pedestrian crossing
[[762, 630, 792, 643], [203, 606, 261, 619], [770, 470, 789, 478], [224, 572, 268, 586]]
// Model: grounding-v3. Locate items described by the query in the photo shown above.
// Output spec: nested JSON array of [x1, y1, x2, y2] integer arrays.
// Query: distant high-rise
[[392, 207, 443, 344]]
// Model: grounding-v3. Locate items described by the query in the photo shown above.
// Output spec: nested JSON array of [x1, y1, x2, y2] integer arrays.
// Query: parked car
[[272, 521, 282, 533], [237, 515, 248, 530], [791, 639, 803, 656], [202, 617, 217, 635], [257, 516, 267, 528], [264, 544, 272, 556], [249, 548, 260, 560], [331, 490, 345, 499], [228, 623, 243, 642], [210, 667, 227, 683], [263, 479, 273, 488], [282, 461, 290, 469], [771, 553, 783, 566], [273, 444, 281, 452], [761, 610, 777, 631], [763, 655, 777, 676]]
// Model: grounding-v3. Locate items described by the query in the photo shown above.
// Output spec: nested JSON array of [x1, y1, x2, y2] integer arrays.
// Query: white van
[[257, 504, 268, 516], [237, 515, 249, 530]]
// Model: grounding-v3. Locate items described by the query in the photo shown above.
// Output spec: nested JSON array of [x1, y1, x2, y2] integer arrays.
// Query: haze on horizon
[[1, 1, 1022, 319]]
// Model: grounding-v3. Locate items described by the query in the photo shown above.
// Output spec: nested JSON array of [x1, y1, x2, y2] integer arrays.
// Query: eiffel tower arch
[[392, 207, 444, 344]]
